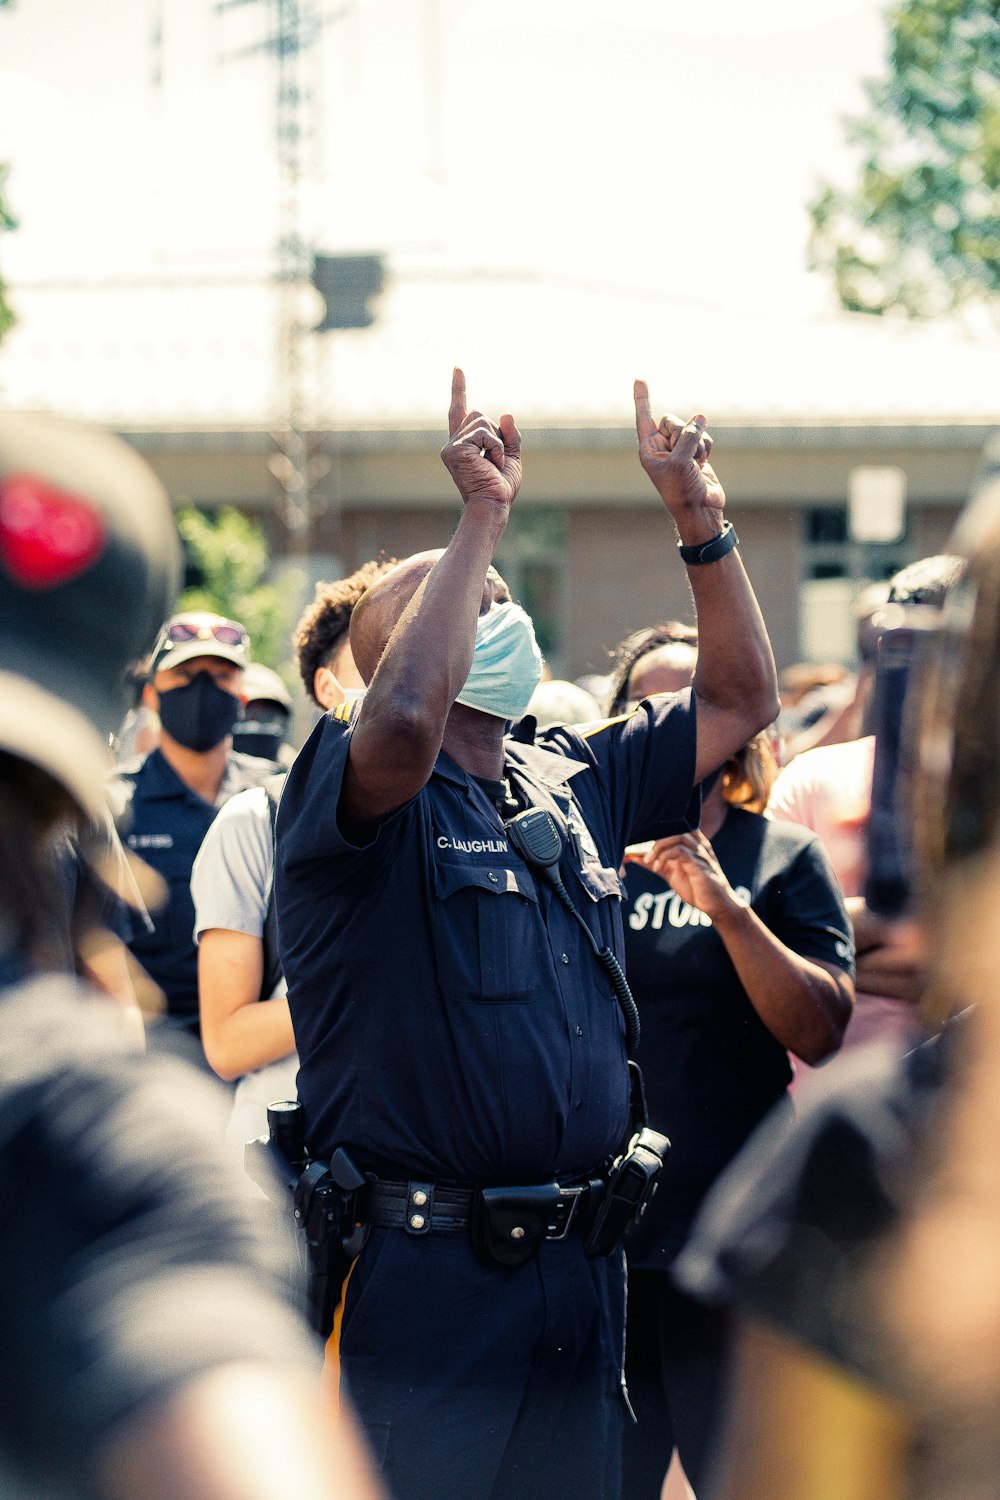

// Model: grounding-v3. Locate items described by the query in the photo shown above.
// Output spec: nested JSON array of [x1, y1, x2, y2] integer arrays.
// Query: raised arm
[[634, 382, 780, 782], [341, 370, 522, 828]]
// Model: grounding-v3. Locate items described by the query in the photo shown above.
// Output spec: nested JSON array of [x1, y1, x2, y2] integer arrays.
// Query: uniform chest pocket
[[431, 862, 545, 1003]]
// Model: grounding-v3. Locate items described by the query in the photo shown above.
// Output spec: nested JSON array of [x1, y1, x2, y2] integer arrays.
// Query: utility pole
[[216, 0, 329, 564], [215, 0, 385, 598]]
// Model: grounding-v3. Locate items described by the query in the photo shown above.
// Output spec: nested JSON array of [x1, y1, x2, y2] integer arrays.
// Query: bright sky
[[6, 0, 996, 427], [1, 0, 888, 311]]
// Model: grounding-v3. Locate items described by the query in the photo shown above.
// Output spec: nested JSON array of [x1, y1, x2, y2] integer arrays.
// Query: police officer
[[113, 611, 279, 1050], [275, 370, 780, 1500]]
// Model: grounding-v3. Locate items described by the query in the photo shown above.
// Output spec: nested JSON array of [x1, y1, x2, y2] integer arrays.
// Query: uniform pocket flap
[[433, 861, 539, 903]]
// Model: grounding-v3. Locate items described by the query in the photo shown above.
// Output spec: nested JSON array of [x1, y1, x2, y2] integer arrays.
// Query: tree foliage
[[809, 0, 1000, 317], [176, 505, 299, 674]]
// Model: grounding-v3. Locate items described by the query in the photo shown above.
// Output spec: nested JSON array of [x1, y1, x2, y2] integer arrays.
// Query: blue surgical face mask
[[341, 686, 367, 704], [455, 601, 544, 720]]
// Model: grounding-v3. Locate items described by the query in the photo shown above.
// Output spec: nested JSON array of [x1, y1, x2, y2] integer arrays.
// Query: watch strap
[[677, 520, 739, 566]]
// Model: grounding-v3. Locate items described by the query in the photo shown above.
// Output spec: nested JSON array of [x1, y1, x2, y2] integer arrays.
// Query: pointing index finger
[[634, 380, 657, 444], [448, 367, 468, 438]]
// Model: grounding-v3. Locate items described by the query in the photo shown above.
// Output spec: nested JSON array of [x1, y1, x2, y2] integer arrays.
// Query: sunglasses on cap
[[150, 616, 250, 672], [162, 618, 248, 648]]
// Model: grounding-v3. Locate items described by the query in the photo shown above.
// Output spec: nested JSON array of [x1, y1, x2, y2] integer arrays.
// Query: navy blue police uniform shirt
[[113, 748, 277, 1030], [621, 808, 856, 1267], [276, 690, 700, 1186]]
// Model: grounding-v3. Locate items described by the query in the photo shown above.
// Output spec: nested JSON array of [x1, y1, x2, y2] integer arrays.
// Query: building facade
[[127, 418, 987, 683]]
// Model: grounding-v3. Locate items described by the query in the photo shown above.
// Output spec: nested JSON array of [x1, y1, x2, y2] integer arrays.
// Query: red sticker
[[0, 473, 107, 589]]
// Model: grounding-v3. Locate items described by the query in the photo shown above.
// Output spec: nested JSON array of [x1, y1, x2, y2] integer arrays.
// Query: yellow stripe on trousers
[[322, 1255, 361, 1417]]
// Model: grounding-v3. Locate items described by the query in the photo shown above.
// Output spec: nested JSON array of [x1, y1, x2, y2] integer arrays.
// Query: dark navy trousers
[[620, 1267, 732, 1498], [337, 1226, 627, 1500]]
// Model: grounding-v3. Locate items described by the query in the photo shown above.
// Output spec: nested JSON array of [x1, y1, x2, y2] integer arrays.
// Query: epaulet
[[576, 711, 634, 739], [329, 698, 360, 726]]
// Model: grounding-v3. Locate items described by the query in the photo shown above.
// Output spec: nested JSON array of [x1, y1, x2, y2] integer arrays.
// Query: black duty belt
[[361, 1177, 594, 1243]]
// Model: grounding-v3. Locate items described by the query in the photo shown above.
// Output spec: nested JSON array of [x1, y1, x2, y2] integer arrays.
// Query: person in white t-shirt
[[192, 561, 393, 1155]]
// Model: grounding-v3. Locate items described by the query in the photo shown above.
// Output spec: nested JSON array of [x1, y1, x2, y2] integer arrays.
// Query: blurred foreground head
[[0, 412, 180, 820], [883, 447, 1000, 1491]]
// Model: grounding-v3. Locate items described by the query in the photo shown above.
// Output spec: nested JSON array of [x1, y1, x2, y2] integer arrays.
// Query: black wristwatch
[[677, 520, 739, 566]]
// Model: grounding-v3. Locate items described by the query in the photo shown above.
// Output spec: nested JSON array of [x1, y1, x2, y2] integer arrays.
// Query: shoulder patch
[[330, 699, 359, 725]]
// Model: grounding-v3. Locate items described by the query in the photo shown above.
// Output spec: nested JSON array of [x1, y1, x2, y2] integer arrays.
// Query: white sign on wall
[[849, 466, 907, 542]]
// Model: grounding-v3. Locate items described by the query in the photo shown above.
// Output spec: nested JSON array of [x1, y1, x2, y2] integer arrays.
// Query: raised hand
[[642, 830, 741, 923], [440, 368, 522, 514], [634, 380, 725, 524]]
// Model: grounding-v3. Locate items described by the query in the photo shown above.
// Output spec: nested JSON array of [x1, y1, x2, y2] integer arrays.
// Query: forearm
[[632, 393, 778, 753], [202, 996, 296, 1082], [686, 544, 779, 735], [361, 502, 506, 738], [199, 934, 295, 1081], [712, 901, 851, 1063]]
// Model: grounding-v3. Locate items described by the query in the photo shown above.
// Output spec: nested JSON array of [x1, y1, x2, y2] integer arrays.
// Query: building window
[[807, 506, 849, 546], [800, 504, 910, 664]]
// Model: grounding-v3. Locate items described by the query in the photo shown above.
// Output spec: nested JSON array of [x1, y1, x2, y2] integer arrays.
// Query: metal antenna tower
[[216, 0, 333, 558]]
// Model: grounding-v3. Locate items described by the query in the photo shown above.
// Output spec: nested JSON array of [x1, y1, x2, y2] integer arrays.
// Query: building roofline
[[117, 419, 998, 456]]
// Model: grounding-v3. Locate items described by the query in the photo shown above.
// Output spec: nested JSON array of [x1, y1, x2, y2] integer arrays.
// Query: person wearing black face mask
[[112, 611, 281, 1062], [231, 662, 295, 765]]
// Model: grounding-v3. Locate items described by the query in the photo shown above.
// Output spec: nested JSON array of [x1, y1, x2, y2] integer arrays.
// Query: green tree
[[808, 0, 1000, 317], [176, 505, 300, 674]]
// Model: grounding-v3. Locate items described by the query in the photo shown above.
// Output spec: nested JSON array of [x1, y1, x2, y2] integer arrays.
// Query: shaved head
[[349, 550, 512, 684], [350, 552, 442, 684]]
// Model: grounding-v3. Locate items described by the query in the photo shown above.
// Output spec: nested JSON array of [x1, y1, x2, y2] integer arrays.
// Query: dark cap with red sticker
[[0, 412, 181, 815]]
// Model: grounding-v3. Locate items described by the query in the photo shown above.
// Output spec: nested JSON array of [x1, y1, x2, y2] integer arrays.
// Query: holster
[[582, 1126, 670, 1258], [245, 1105, 370, 1340], [470, 1182, 591, 1268]]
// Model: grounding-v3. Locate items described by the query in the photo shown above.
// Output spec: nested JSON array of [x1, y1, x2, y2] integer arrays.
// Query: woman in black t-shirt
[[610, 628, 856, 1500]]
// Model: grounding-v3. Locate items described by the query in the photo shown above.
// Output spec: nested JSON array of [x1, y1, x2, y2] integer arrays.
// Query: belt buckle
[[546, 1184, 585, 1241]]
